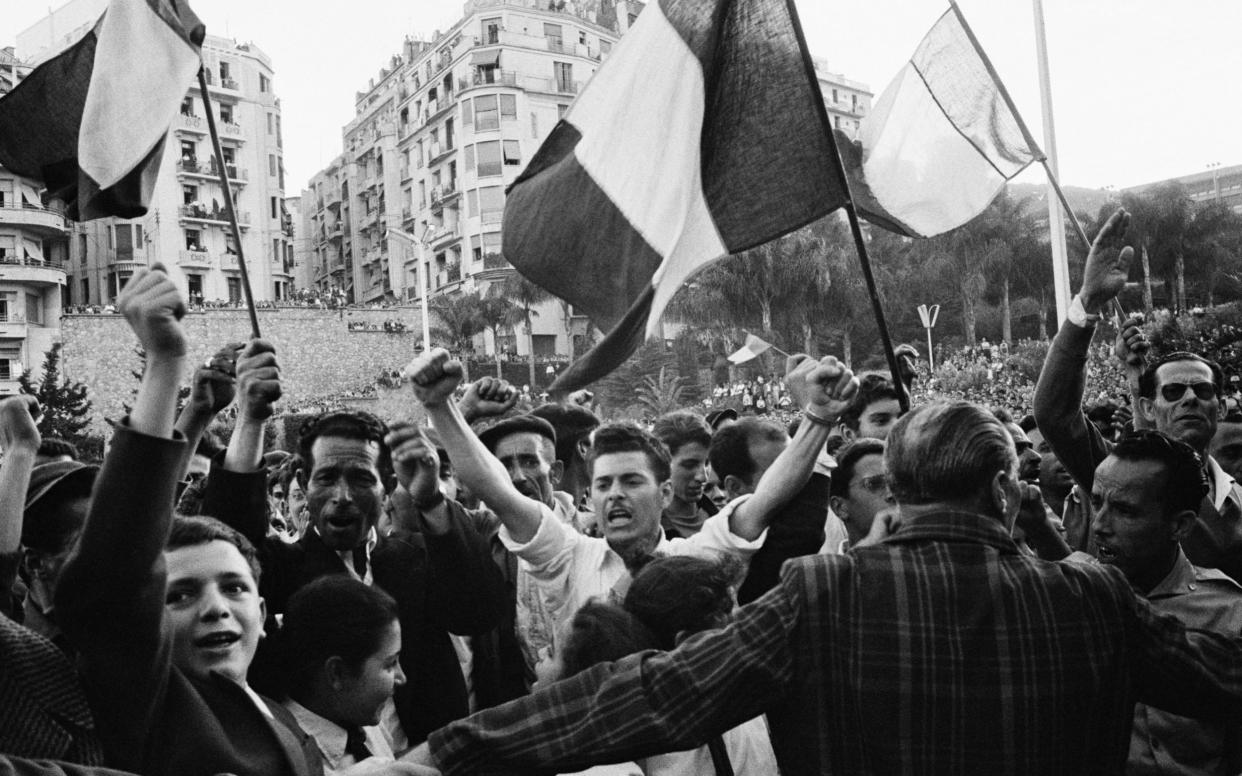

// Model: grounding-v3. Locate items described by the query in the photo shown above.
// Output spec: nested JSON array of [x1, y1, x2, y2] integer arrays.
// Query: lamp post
[[1208, 162, 1222, 201], [917, 303, 941, 372]]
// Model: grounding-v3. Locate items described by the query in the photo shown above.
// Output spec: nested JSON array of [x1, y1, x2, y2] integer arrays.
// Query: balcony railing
[[178, 203, 252, 226], [178, 249, 213, 268], [177, 158, 249, 181], [220, 120, 243, 136], [177, 113, 205, 132], [221, 77, 239, 90]]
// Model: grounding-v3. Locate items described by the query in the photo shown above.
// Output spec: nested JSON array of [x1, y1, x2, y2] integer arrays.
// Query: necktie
[[344, 727, 372, 762], [351, 545, 367, 578]]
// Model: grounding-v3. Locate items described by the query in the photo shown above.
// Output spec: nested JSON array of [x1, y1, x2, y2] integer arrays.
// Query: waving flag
[[0, 0, 204, 220], [502, 0, 848, 392], [728, 333, 777, 364], [840, 4, 1040, 238]]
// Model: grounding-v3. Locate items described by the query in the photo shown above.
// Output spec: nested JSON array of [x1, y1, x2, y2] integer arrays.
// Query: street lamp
[[917, 303, 941, 372], [1208, 162, 1222, 202]]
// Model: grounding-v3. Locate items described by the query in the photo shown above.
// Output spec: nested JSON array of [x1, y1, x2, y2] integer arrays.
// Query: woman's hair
[[623, 555, 742, 650], [558, 601, 659, 680], [277, 575, 399, 698]]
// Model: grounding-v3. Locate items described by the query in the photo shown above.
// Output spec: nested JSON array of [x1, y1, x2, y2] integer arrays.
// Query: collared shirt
[[331, 526, 378, 586], [500, 495, 765, 680], [285, 699, 395, 773], [1129, 550, 1242, 776], [432, 510, 1242, 775]]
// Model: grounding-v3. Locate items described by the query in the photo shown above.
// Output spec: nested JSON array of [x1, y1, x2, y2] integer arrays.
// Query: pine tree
[[18, 343, 93, 444], [122, 345, 191, 415]]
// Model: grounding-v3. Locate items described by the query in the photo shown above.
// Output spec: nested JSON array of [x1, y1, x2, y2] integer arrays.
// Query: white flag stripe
[[861, 62, 1006, 237], [566, 1, 726, 337], [80, 0, 200, 188]]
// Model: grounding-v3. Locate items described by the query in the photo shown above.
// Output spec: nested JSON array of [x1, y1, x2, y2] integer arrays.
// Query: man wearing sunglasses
[[1035, 208, 1242, 584]]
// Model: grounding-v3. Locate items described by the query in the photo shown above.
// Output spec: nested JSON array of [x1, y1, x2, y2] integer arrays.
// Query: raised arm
[[407, 349, 545, 544], [1033, 209, 1133, 492], [173, 342, 241, 480], [0, 396, 40, 606], [725, 355, 857, 541]]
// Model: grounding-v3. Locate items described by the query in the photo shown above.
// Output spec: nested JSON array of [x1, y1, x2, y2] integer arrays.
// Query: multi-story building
[[300, 0, 869, 362], [66, 35, 291, 305], [814, 56, 872, 140], [1125, 163, 1242, 216], [0, 47, 68, 394]]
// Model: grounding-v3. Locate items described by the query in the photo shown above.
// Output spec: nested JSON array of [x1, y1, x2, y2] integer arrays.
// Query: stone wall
[[60, 307, 567, 436]]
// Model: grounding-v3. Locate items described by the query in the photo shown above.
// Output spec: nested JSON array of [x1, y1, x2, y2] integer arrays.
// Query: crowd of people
[[4, 208, 1242, 776]]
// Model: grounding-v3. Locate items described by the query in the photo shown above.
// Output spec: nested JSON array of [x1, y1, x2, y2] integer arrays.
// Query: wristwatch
[[1067, 295, 1100, 328]]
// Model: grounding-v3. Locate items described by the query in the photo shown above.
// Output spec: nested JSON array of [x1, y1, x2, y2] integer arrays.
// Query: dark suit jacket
[[737, 473, 829, 605], [0, 756, 136, 776], [203, 462, 507, 744], [56, 425, 322, 776]]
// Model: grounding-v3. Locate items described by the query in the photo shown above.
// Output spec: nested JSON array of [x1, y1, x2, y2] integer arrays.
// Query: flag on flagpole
[[835, 6, 1040, 239], [0, 0, 204, 220], [502, 0, 849, 392], [727, 333, 775, 364]]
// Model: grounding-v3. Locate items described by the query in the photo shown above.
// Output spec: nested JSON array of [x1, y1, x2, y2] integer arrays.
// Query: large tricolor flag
[[0, 0, 204, 220], [502, 0, 848, 392], [838, 3, 1041, 238]]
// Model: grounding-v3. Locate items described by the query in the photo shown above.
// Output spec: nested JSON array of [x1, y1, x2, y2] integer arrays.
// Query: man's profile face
[[703, 464, 728, 510], [667, 442, 708, 506], [1005, 423, 1040, 484], [1145, 361, 1221, 451], [1210, 420, 1242, 481], [164, 539, 265, 685], [591, 451, 670, 552], [306, 435, 385, 551], [1090, 456, 1175, 584], [494, 432, 556, 506], [857, 398, 902, 441]]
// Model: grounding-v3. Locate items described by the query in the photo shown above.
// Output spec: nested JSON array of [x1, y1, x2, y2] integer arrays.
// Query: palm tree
[[429, 291, 484, 382], [500, 272, 556, 390], [478, 290, 519, 378]]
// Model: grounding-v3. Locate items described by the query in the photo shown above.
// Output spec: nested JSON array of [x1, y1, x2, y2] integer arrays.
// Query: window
[[831, 88, 838, 102], [185, 229, 202, 251], [531, 112, 538, 138], [834, 116, 841, 128], [0, 181, 9, 208], [478, 187, 504, 222], [464, 145, 475, 173], [135, 224, 143, 246], [271, 197, 278, 219], [444, 117, 454, 149], [462, 100, 473, 125], [259, 73, 269, 92], [227, 277, 241, 302], [180, 140, 196, 160], [554, 62, 573, 92], [475, 96, 498, 131], [220, 104, 233, 123], [183, 185, 197, 205], [80, 279, 89, 305], [475, 141, 501, 177], [557, 103, 569, 118], [544, 23, 563, 49], [415, 141, 424, 168], [500, 94, 516, 119], [0, 298, 7, 321], [267, 113, 274, 134], [601, 40, 612, 56], [219, 61, 231, 81], [482, 231, 502, 255], [503, 140, 521, 165], [26, 294, 42, 325], [78, 234, 87, 264], [115, 224, 133, 259], [418, 181, 426, 208], [187, 274, 202, 297], [467, 189, 477, 218], [181, 97, 194, 116], [269, 155, 277, 177], [482, 17, 501, 44]]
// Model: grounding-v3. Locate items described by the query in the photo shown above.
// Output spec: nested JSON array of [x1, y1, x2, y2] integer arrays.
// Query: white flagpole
[[1032, 0, 1072, 326], [387, 228, 432, 353]]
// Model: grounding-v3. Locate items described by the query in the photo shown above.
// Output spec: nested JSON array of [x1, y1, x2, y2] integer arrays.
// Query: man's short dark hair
[[1109, 430, 1208, 516], [708, 417, 786, 485], [886, 400, 1017, 509], [37, 437, 78, 461], [298, 410, 391, 479], [840, 374, 900, 432], [530, 404, 600, 466], [587, 423, 671, 482], [829, 439, 886, 501], [277, 453, 305, 491], [1138, 351, 1225, 400], [623, 555, 743, 650], [651, 411, 711, 457], [168, 515, 262, 583]]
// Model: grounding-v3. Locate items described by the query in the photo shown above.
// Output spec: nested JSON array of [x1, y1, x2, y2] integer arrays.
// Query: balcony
[[220, 120, 244, 138], [221, 77, 239, 91], [428, 143, 455, 167], [427, 223, 460, 247], [177, 113, 206, 134], [480, 210, 503, 226], [178, 249, 213, 269], [430, 184, 459, 213], [0, 319, 27, 339], [0, 204, 68, 237], [178, 203, 252, 228], [0, 254, 66, 286], [176, 158, 249, 183]]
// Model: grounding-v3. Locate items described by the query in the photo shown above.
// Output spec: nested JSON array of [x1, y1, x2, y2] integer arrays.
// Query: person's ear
[[1137, 396, 1157, 424], [548, 460, 564, 488], [326, 656, 348, 690], [839, 424, 856, 442], [723, 474, 747, 499], [575, 437, 591, 463], [1170, 509, 1197, 541], [990, 469, 1019, 526], [829, 494, 849, 521], [660, 479, 673, 509], [258, 597, 267, 639]]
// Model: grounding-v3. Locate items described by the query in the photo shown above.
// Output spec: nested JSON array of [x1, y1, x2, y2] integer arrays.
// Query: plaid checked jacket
[[430, 511, 1242, 775]]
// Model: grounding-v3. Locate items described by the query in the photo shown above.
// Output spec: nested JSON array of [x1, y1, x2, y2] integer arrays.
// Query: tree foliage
[[19, 343, 92, 444]]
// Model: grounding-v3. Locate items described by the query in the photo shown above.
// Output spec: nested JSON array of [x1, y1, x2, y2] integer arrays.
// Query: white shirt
[[500, 495, 766, 679], [284, 699, 395, 773]]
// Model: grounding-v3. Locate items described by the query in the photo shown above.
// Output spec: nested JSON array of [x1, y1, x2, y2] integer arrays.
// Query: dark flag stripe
[[548, 287, 655, 393]]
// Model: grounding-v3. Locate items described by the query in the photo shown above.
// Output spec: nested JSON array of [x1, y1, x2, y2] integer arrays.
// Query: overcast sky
[[6, 0, 1240, 194]]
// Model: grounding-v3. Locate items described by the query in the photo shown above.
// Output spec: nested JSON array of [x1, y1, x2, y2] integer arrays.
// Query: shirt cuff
[[498, 502, 565, 566]]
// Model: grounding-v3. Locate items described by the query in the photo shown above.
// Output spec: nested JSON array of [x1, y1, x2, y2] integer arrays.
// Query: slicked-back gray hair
[[886, 400, 1017, 507]]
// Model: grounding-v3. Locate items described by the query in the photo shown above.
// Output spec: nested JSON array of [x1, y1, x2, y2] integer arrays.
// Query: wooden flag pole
[[197, 67, 261, 339], [783, 0, 909, 412]]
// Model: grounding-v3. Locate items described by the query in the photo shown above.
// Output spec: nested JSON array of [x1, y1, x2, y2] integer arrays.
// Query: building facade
[[814, 56, 872, 141], [0, 47, 68, 395], [1125, 163, 1242, 216]]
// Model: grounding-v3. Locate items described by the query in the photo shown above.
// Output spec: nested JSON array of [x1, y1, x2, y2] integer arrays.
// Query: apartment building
[[0, 47, 68, 394], [815, 56, 872, 140], [1125, 163, 1242, 216]]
